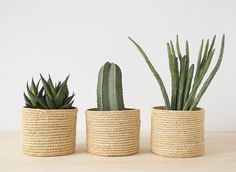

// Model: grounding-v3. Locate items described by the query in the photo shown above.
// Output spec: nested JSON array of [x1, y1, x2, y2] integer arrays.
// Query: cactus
[[24, 75, 75, 109], [129, 34, 225, 111], [97, 62, 125, 111]]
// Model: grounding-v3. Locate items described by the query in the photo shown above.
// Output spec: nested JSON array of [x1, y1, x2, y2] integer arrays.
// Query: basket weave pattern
[[151, 107, 204, 158], [22, 108, 77, 157], [86, 109, 140, 156]]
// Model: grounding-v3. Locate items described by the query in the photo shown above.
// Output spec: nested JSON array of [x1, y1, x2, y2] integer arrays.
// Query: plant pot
[[86, 108, 140, 156], [151, 106, 204, 158], [22, 107, 78, 157]]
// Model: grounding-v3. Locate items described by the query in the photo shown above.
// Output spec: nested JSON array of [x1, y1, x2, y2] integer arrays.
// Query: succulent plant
[[129, 35, 225, 111], [97, 62, 125, 111], [24, 75, 75, 109]]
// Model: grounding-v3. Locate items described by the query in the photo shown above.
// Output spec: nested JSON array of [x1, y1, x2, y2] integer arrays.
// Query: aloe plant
[[24, 75, 75, 109], [97, 62, 125, 111], [129, 35, 225, 111]]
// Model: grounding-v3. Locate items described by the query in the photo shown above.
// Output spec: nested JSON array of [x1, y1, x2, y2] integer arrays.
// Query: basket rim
[[22, 107, 78, 112], [86, 108, 140, 113], [152, 106, 204, 112]]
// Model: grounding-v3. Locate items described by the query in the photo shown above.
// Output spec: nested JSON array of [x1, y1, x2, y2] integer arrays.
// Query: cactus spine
[[97, 62, 125, 111]]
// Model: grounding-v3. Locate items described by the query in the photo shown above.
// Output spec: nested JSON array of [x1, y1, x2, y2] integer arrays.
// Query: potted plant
[[22, 74, 77, 157], [86, 62, 140, 156], [129, 35, 225, 158]]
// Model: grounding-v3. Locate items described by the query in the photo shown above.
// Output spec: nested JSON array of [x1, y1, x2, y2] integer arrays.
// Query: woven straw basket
[[151, 107, 204, 158], [22, 107, 77, 157], [86, 109, 140, 156]]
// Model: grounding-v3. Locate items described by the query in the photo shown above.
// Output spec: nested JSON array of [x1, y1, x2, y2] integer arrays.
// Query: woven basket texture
[[151, 107, 204, 158], [86, 109, 140, 156], [22, 108, 77, 157]]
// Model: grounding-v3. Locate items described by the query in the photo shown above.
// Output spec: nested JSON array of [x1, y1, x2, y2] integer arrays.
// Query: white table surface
[[0, 131, 236, 172]]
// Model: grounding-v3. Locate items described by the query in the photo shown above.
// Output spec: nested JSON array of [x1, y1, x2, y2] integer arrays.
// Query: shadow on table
[[205, 132, 236, 156]]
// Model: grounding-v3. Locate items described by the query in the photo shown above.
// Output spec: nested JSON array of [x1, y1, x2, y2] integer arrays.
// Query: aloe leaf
[[129, 37, 171, 109], [194, 39, 204, 83], [48, 75, 56, 97], [208, 35, 216, 55], [54, 76, 69, 108], [37, 87, 44, 98], [46, 95, 55, 109], [61, 101, 74, 109], [185, 40, 190, 72], [189, 34, 225, 110], [31, 78, 38, 96], [27, 83, 37, 106], [24, 93, 33, 107], [177, 56, 187, 110], [65, 86, 69, 97], [63, 93, 75, 105], [183, 40, 214, 110], [36, 79, 40, 90], [27, 84, 48, 109], [40, 74, 53, 100], [167, 43, 178, 110], [176, 35, 182, 60], [55, 81, 61, 93], [183, 64, 194, 105], [170, 41, 177, 59], [200, 39, 209, 69], [33, 96, 48, 109]]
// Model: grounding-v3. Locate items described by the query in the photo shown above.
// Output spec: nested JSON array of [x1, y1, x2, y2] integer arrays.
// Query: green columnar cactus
[[97, 62, 125, 111], [24, 75, 75, 109], [129, 35, 225, 111]]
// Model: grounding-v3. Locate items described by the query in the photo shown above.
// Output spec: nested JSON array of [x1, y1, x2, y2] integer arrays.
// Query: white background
[[0, 0, 235, 131]]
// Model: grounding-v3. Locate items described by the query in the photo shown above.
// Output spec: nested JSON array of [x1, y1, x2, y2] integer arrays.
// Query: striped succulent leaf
[[24, 75, 75, 109]]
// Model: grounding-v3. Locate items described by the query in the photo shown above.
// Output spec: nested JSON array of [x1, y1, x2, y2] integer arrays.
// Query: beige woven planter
[[22, 107, 77, 157], [151, 106, 205, 158], [86, 109, 140, 156]]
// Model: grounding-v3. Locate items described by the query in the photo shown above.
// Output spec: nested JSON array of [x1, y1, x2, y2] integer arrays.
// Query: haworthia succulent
[[24, 75, 75, 109], [130, 34, 225, 111]]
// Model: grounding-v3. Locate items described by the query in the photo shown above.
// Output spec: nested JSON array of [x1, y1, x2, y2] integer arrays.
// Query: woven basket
[[151, 106, 204, 158], [86, 109, 140, 156], [22, 107, 77, 157]]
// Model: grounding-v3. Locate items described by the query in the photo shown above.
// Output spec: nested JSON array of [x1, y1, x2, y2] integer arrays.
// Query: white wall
[[0, 0, 235, 131]]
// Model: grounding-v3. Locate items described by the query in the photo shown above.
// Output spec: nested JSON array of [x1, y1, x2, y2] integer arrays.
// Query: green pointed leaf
[[48, 75, 56, 97], [129, 37, 171, 109], [54, 76, 69, 108], [31, 78, 38, 96], [40, 74, 53, 100], [46, 95, 55, 109], [55, 81, 61, 93], [176, 35, 182, 59], [24, 93, 33, 107], [33, 96, 48, 109], [37, 87, 44, 98], [27, 83, 37, 107], [61, 100, 74, 109], [63, 94, 75, 105]]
